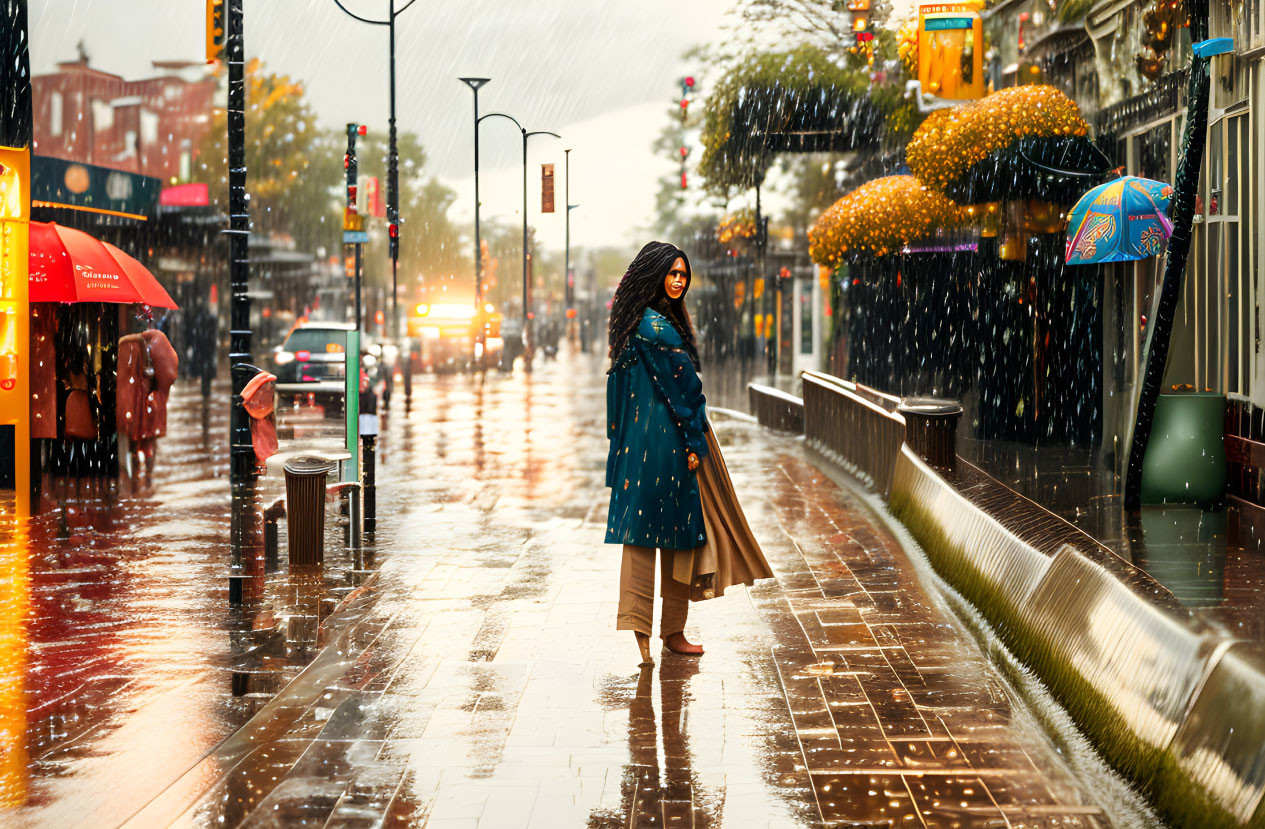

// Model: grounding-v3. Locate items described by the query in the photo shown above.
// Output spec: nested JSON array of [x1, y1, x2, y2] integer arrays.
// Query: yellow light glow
[[423, 304, 477, 320]]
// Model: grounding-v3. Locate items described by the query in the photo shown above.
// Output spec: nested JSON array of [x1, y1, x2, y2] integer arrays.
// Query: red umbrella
[[28, 221, 178, 309]]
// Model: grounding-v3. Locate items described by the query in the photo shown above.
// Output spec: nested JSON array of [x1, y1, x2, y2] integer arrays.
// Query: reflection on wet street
[[2, 354, 1129, 827], [959, 439, 1265, 651]]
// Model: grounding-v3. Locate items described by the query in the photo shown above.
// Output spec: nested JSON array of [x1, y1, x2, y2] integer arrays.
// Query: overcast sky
[[29, 0, 735, 252]]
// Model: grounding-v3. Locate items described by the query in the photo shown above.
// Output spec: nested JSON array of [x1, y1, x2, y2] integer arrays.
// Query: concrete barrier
[[788, 372, 1265, 829]]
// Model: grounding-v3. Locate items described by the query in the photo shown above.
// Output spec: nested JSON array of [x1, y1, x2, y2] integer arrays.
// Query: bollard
[[402, 351, 413, 401], [284, 457, 335, 566], [898, 397, 963, 471], [263, 498, 286, 571], [359, 409, 379, 535], [327, 481, 363, 549], [362, 434, 376, 534], [349, 485, 363, 550]]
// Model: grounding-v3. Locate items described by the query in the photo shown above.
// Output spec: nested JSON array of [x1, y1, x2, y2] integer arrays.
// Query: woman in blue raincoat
[[606, 242, 774, 666]]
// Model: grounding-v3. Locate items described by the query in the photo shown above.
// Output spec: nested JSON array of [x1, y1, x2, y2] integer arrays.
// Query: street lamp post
[[564, 149, 580, 349], [332, 0, 418, 345], [459, 77, 490, 368], [226, 0, 255, 602], [477, 112, 560, 373]]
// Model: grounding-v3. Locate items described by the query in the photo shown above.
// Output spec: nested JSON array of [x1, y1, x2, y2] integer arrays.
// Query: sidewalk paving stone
[[9, 360, 1130, 827]]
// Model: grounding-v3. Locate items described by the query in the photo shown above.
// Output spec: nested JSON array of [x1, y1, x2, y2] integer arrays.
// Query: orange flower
[[906, 85, 1089, 193], [808, 176, 973, 262]]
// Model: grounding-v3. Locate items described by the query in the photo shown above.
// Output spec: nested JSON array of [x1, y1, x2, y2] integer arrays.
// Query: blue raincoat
[[605, 308, 710, 550]]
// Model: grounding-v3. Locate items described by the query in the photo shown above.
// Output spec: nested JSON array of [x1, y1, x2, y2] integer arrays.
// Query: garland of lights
[[906, 85, 1089, 196], [808, 176, 973, 262]]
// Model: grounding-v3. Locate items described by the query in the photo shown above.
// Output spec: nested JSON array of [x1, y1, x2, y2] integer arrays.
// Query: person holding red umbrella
[[117, 307, 178, 484]]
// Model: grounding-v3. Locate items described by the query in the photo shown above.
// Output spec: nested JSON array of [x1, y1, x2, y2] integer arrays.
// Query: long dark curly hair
[[608, 241, 699, 369]]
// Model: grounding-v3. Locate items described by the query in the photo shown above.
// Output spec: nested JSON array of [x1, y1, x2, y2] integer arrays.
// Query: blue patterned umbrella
[[1064, 176, 1174, 265]]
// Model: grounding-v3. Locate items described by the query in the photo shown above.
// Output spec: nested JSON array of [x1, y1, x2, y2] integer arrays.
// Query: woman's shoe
[[663, 632, 704, 656], [635, 632, 654, 666]]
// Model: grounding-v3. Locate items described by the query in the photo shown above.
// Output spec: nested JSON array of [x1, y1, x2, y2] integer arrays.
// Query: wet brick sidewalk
[[113, 355, 1114, 828]]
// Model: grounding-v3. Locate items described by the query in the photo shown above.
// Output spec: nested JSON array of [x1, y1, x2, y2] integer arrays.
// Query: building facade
[[31, 56, 216, 185]]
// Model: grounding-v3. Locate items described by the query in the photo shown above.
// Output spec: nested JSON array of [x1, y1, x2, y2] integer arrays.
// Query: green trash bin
[[1140, 392, 1227, 505], [284, 457, 335, 565]]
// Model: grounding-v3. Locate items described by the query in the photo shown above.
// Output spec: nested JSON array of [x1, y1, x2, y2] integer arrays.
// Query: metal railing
[[747, 383, 804, 433], [801, 370, 905, 498]]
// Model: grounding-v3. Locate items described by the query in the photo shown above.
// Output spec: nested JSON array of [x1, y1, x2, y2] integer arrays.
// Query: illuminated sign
[[918, 3, 984, 101], [0, 146, 30, 515]]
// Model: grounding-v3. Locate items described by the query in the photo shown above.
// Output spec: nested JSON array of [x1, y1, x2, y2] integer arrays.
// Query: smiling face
[[663, 257, 688, 300]]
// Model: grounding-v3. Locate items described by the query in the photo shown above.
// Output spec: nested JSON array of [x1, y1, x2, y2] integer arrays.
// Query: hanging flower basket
[[808, 175, 974, 263], [906, 85, 1106, 205]]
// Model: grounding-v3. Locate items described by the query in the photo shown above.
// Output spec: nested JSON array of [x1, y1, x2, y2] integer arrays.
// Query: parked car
[[273, 321, 355, 414]]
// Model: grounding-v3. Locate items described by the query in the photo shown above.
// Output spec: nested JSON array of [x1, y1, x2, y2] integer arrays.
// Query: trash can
[[898, 397, 963, 471], [284, 457, 335, 565]]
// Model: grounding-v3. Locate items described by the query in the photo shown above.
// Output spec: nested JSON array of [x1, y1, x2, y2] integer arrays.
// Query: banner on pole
[[541, 164, 555, 213]]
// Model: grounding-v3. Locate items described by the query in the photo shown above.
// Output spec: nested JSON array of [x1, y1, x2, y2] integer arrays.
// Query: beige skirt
[[672, 427, 775, 601]]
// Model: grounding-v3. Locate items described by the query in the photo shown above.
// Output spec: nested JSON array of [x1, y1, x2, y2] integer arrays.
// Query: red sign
[[366, 177, 385, 217], [159, 182, 210, 207]]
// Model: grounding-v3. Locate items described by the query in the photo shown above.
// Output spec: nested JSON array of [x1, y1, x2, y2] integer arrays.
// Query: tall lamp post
[[477, 112, 560, 372], [564, 149, 580, 348], [332, 0, 418, 344], [459, 77, 490, 367], [225, 0, 255, 601]]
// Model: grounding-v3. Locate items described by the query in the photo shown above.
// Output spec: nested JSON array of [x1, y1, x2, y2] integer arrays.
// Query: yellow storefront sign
[[917, 2, 984, 100], [0, 146, 30, 517]]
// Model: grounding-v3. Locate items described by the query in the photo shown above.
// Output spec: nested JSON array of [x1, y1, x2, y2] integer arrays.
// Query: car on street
[[406, 302, 504, 373], [273, 321, 355, 413]]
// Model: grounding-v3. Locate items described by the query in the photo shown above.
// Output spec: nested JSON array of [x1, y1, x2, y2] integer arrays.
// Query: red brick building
[[32, 57, 217, 184]]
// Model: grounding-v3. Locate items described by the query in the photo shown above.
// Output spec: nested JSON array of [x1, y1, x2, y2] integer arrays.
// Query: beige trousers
[[616, 544, 689, 639]]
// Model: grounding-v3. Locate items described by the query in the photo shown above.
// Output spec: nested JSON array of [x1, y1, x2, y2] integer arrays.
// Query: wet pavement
[[4, 354, 1137, 827]]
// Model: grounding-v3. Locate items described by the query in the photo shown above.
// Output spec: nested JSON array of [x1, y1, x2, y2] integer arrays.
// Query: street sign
[[343, 230, 369, 244]]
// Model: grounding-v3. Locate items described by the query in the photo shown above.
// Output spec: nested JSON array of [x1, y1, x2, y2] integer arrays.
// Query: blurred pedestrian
[[118, 316, 179, 483], [605, 241, 774, 666], [188, 304, 218, 397]]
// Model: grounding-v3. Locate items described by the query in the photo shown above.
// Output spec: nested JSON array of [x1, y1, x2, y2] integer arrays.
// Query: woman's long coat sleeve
[[605, 308, 709, 551]]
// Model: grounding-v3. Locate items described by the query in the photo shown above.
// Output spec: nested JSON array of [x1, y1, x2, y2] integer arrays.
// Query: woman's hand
[[687, 452, 700, 471]]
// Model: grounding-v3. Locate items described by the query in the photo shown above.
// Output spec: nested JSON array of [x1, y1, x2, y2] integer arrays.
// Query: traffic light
[[678, 75, 696, 125], [205, 0, 225, 64], [679, 146, 689, 190], [345, 123, 366, 212]]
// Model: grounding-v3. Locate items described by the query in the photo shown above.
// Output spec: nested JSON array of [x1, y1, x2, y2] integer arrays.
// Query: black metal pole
[[522, 129, 530, 373], [1123, 1, 1211, 509], [227, 0, 255, 600], [387, 0, 399, 345], [362, 434, 376, 533], [565, 149, 572, 315], [461, 78, 490, 369], [331, 0, 418, 354], [520, 128, 561, 373]]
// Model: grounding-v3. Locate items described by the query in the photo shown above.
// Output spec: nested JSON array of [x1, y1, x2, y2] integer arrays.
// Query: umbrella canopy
[[1065, 176, 1174, 265], [28, 221, 178, 308]]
